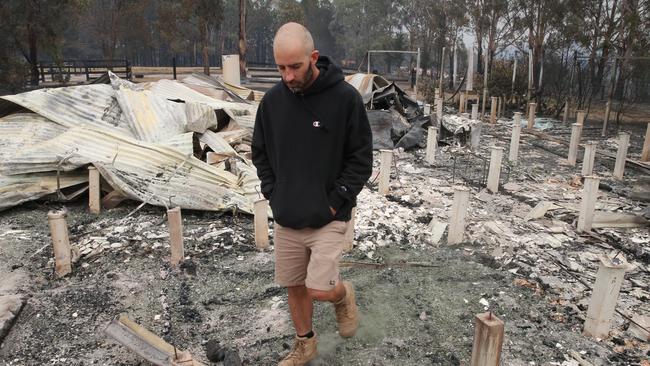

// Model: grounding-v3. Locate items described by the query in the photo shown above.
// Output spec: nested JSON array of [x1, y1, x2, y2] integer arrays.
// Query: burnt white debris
[[0, 72, 260, 213], [1, 66, 649, 365]]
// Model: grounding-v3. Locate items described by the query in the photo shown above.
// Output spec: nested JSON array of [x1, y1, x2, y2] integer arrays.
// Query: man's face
[[274, 45, 318, 93]]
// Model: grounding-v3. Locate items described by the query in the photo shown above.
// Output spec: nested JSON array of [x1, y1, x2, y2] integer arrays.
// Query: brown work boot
[[278, 333, 317, 366], [334, 281, 359, 337]]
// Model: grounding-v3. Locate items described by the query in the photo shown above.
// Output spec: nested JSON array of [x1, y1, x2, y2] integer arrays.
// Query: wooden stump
[[167, 207, 184, 266], [448, 187, 470, 245], [254, 199, 269, 250], [378, 150, 392, 195], [88, 166, 101, 214], [584, 255, 630, 339], [48, 210, 72, 277], [470, 312, 504, 366]]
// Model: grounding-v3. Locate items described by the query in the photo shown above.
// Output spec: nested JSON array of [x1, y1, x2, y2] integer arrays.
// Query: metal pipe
[[415, 47, 421, 98]]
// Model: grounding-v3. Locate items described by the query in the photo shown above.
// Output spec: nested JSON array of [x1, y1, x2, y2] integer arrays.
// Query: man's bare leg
[[281, 285, 318, 365], [311, 280, 358, 338], [287, 282, 346, 334], [287, 285, 314, 335]]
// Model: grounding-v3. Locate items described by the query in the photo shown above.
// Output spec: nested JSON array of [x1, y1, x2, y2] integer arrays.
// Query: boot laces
[[285, 339, 307, 360]]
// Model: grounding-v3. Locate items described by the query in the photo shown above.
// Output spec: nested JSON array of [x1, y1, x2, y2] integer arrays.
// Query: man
[[410, 67, 416, 90], [252, 22, 373, 365]]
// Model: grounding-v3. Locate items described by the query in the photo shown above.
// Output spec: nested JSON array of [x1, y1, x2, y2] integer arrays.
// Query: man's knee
[[307, 287, 335, 301], [307, 283, 346, 302]]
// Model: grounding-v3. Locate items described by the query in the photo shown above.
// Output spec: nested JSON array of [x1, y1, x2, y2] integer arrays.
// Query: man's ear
[[310, 49, 320, 65]]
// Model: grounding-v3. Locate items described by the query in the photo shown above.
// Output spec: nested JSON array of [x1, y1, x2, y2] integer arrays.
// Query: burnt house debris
[[0, 67, 649, 365]]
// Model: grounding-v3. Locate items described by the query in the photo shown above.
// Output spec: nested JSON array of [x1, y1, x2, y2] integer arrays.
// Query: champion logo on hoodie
[[313, 121, 321, 128]]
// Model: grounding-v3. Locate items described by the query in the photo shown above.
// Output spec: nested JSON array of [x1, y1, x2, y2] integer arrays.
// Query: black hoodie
[[251, 56, 373, 229]]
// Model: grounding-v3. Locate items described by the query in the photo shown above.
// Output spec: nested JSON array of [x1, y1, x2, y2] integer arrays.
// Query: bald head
[[273, 22, 315, 57], [273, 22, 320, 93]]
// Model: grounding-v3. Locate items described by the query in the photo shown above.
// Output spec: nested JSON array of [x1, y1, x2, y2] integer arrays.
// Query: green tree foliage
[[79, 0, 152, 60], [158, 0, 224, 74], [0, 0, 79, 86], [508, 0, 568, 100], [331, 0, 405, 67], [275, 0, 305, 27], [392, 0, 469, 76], [247, 0, 275, 64], [302, 0, 340, 59], [468, 0, 512, 74], [1, 0, 649, 104]]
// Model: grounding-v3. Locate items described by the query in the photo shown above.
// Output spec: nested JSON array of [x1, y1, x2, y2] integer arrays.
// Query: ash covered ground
[[0, 117, 648, 366]]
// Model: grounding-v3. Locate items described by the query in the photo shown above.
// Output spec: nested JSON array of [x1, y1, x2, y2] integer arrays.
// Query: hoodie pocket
[[269, 179, 333, 228]]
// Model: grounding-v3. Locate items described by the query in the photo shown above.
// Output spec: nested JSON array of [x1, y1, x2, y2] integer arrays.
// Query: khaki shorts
[[273, 220, 348, 291]]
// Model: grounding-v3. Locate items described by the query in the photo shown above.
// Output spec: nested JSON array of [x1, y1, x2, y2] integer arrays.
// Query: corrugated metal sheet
[[109, 71, 144, 91], [182, 73, 252, 104], [345, 73, 391, 97], [0, 73, 262, 213], [0, 172, 87, 211], [0, 84, 134, 137], [199, 130, 237, 156], [1, 127, 253, 212], [216, 129, 249, 145], [222, 80, 265, 102], [230, 114, 256, 132], [180, 74, 218, 89], [185, 102, 218, 133], [145, 80, 258, 130], [345, 73, 374, 95], [159, 132, 194, 156], [146, 79, 252, 112], [183, 84, 230, 104], [237, 160, 264, 202], [182, 73, 265, 102], [115, 86, 187, 142], [0, 113, 67, 160]]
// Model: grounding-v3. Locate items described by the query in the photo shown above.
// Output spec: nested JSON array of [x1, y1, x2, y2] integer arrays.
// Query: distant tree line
[[0, 0, 346, 89], [1, 0, 649, 114]]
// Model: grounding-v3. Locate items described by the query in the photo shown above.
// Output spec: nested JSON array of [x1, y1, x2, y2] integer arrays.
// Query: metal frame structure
[[37, 59, 132, 82], [451, 150, 511, 190], [367, 49, 421, 97]]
